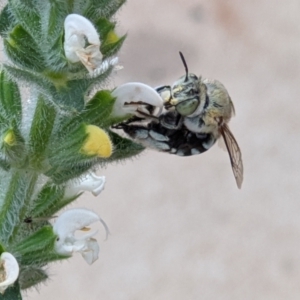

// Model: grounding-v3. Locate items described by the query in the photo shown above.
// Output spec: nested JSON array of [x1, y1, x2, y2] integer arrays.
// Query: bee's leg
[[118, 123, 172, 152], [123, 102, 161, 119], [111, 115, 145, 129], [159, 110, 183, 130], [163, 129, 216, 157]]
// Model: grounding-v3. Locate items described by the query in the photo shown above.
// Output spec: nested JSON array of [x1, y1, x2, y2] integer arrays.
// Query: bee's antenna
[[179, 51, 189, 82]]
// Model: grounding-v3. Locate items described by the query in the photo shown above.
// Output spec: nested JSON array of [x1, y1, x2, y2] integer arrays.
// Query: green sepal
[[0, 281, 22, 300], [0, 5, 17, 37], [48, 123, 89, 165], [107, 130, 144, 162], [101, 34, 126, 58], [84, 0, 126, 20], [38, 1, 67, 47], [19, 267, 48, 290], [4, 25, 46, 72], [45, 123, 97, 183], [0, 170, 37, 244], [19, 250, 67, 267], [3, 65, 52, 94], [9, 0, 41, 42], [104, 0, 127, 18], [0, 244, 5, 254], [80, 90, 116, 127], [0, 69, 22, 124], [62, 90, 116, 131], [30, 183, 65, 218], [46, 162, 93, 184], [28, 95, 56, 168], [30, 183, 79, 219], [12, 226, 69, 266], [94, 17, 115, 38], [44, 32, 68, 72], [12, 226, 55, 255], [94, 18, 126, 58], [0, 157, 11, 171], [35, 193, 79, 220]]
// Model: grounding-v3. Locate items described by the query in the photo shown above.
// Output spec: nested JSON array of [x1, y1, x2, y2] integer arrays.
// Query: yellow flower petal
[[81, 125, 112, 158]]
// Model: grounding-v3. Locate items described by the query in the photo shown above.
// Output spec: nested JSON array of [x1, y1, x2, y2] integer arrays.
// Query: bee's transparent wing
[[221, 123, 243, 189]]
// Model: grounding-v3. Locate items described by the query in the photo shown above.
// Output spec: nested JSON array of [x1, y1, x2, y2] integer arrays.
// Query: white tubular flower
[[53, 208, 109, 265], [111, 82, 164, 118], [64, 14, 102, 73], [64, 172, 106, 198], [0, 252, 19, 294]]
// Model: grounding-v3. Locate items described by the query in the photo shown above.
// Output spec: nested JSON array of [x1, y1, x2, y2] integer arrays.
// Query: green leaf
[[30, 183, 64, 217], [9, 0, 41, 42], [94, 17, 126, 58], [13, 226, 69, 266], [20, 251, 68, 266], [3, 66, 82, 111], [81, 90, 116, 127], [3, 65, 51, 92], [45, 123, 100, 183], [62, 90, 116, 130], [13, 226, 56, 254], [38, 1, 67, 46], [4, 25, 46, 72], [48, 123, 88, 164], [84, 0, 126, 20], [0, 5, 17, 37], [94, 17, 115, 38], [19, 267, 48, 290], [44, 32, 68, 72], [46, 162, 93, 184], [30, 183, 78, 219], [0, 69, 22, 124], [0, 244, 5, 254], [28, 95, 56, 168], [0, 170, 37, 244], [101, 34, 126, 58], [0, 157, 11, 171], [107, 130, 144, 162]]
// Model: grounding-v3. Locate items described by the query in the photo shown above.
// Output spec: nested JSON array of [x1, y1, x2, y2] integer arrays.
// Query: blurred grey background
[[2, 0, 300, 299]]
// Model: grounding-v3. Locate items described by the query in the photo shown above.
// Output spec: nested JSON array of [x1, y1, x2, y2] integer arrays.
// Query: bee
[[114, 52, 243, 188]]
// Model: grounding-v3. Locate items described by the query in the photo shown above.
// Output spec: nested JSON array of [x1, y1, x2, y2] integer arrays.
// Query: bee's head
[[169, 52, 204, 117]]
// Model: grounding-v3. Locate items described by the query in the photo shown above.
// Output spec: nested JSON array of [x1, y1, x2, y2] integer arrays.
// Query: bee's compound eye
[[176, 98, 199, 116]]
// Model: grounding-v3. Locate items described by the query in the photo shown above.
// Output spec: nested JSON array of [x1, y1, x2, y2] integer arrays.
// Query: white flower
[[64, 172, 106, 198], [0, 252, 19, 294], [64, 14, 102, 73], [111, 82, 164, 118], [53, 208, 109, 265]]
